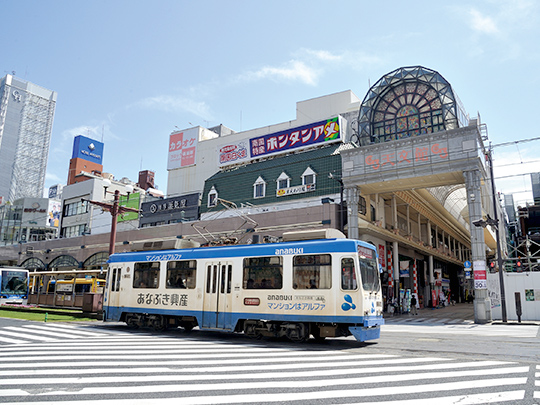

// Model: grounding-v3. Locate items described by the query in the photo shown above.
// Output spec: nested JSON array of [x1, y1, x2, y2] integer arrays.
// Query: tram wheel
[[286, 323, 308, 342], [152, 315, 167, 331]]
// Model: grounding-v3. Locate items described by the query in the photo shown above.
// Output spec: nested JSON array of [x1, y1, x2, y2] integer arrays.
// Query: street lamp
[[83, 184, 139, 256]]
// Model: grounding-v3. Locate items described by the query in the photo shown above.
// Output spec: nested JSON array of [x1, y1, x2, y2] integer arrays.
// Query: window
[[166, 260, 196, 289], [302, 167, 316, 188], [359, 258, 381, 292], [166, 260, 197, 289], [341, 258, 357, 290], [293, 254, 331, 289], [243, 256, 282, 289], [276, 172, 290, 190], [208, 186, 218, 207], [133, 262, 160, 289], [63, 200, 89, 217], [359, 196, 367, 215], [61, 224, 88, 238], [253, 176, 266, 199]]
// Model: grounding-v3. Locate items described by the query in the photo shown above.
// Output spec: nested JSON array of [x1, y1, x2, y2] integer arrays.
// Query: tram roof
[[108, 238, 377, 264]]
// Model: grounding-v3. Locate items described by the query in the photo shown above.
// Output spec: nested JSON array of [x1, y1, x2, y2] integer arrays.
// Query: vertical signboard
[[167, 128, 198, 170], [473, 260, 487, 289]]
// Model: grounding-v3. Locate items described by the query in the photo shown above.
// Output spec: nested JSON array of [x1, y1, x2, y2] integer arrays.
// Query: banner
[[399, 260, 410, 278]]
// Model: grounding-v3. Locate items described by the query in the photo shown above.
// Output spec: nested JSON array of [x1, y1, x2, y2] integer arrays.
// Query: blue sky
[[2, 0, 539, 207]]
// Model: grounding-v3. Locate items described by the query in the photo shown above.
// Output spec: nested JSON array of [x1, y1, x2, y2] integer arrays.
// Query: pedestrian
[[410, 294, 418, 315]]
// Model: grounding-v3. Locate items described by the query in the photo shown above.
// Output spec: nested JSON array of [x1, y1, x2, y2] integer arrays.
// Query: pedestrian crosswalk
[[0, 328, 535, 404], [0, 322, 130, 345]]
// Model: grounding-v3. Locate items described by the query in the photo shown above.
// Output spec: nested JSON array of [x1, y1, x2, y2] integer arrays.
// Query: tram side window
[[293, 254, 332, 289], [166, 260, 196, 289], [133, 262, 160, 289], [341, 257, 357, 290], [359, 258, 381, 292], [243, 256, 283, 289]]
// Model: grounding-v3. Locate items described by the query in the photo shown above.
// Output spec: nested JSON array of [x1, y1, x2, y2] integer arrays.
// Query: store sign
[[168, 128, 198, 170], [219, 142, 249, 166], [72, 135, 104, 165], [365, 142, 448, 172], [141, 193, 199, 217], [473, 260, 487, 289], [219, 117, 342, 167], [276, 184, 314, 197]]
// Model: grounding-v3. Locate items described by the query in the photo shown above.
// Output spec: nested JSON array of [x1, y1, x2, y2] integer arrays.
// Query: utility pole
[[83, 189, 139, 256]]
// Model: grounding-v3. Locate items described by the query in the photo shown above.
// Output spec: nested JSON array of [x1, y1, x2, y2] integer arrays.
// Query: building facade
[[0, 66, 512, 323], [0, 74, 57, 203]]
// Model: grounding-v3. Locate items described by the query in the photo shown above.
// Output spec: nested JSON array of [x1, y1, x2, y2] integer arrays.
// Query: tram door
[[105, 266, 122, 320], [202, 262, 233, 329]]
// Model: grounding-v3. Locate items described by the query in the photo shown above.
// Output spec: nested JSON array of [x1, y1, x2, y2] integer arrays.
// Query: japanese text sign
[[167, 128, 198, 170]]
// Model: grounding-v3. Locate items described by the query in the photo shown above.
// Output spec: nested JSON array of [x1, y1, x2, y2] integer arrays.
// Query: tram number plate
[[474, 280, 487, 289]]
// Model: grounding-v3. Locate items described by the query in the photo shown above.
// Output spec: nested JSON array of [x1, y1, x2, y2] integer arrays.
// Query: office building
[[0, 74, 57, 203]]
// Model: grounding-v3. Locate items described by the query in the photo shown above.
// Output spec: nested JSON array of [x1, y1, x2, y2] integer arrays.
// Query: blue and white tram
[[103, 230, 384, 342]]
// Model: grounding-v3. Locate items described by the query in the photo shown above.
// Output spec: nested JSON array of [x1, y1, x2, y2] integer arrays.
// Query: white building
[[0, 74, 57, 203]]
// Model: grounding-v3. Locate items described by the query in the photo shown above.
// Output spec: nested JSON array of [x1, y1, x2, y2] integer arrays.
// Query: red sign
[[474, 270, 487, 280], [378, 245, 385, 268], [365, 143, 448, 171], [168, 129, 198, 169]]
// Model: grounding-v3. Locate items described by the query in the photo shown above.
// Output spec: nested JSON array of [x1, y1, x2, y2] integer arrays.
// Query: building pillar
[[391, 195, 398, 231], [406, 204, 410, 236], [345, 186, 359, 239], [418, 213, 422, 243], [429, 254, 434, 307], [464, 169, 492, 324], [427, 220, 432, 248], [393, 240, 399, 298]]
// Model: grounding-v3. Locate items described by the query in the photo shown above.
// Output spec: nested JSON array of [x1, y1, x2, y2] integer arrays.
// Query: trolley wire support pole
[[83, 189, 140, 256], [488, 149, 507, 323]]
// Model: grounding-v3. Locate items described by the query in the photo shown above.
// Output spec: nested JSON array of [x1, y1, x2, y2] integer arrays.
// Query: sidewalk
[[386, 302, 474, 322], [385, 302, 540, 325]]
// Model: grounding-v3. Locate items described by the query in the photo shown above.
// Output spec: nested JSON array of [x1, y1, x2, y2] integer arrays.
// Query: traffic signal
[[489, 261, 496, 271], [516, 259, 522, 272]]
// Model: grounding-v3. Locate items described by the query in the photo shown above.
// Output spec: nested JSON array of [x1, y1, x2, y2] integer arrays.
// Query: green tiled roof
[[201, 144, 343, 212]]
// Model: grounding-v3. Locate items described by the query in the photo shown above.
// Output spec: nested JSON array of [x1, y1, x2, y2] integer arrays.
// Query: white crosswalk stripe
[[0, 333, 533, 404], [535, 365, 540, 399], [0, 323, 129, 345]]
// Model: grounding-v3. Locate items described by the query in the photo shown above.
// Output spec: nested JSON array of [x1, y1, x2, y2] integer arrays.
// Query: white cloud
[[61, 125, 102, 143], [134, 95, 212, 120], [469, 9, 499, 34], [45, 172, 63, 183], [242, 60, 320, 86], [304, 49, 342, 62]]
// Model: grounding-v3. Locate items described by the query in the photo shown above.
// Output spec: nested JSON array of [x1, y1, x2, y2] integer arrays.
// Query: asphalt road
[[0, 305, 539, 404]]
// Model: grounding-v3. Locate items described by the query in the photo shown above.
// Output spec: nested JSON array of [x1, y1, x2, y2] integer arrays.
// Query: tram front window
[[359, 259, 381, 292]]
